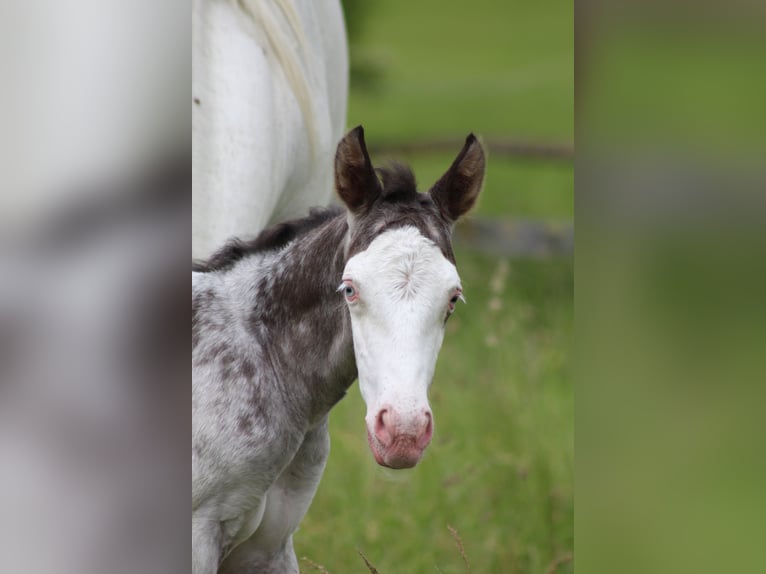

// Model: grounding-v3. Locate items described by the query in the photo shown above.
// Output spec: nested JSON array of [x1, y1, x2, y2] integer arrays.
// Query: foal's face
[[341, 227, 462, 468], [334, 126, 485, 469]]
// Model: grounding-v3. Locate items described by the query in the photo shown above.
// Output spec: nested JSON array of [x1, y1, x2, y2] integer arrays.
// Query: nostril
[[375, 409, 387, 431], [374, 409, 392, 447], [422, 411, 433, 442]]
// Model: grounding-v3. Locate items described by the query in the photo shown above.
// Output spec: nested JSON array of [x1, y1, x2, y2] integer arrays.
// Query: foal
[[192, 126, 485, 573]]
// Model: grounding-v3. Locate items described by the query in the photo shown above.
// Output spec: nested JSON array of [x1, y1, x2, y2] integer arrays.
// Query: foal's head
[[334, 126, 485, 469]]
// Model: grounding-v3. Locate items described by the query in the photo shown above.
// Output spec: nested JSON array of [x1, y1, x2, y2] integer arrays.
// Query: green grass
[[296, 1, 573, 571], [344, 0, 574, 220], [346, 0, 573, 141]]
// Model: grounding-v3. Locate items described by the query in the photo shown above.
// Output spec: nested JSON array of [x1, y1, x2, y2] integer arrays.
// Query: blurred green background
[[575, 5, 766, 574], [297, 1, 573, 572]]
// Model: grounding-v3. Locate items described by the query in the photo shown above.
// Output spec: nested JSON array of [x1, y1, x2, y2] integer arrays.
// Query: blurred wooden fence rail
[[370, 137, 574, 162], [368, 136, 574, 258], [455, 217, 573, 258]]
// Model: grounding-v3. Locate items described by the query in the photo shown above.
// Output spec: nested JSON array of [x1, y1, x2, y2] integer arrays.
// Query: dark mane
[[344, 161, 456, 263], [377, 163, 418, 202], [193, 206, 343, 273]]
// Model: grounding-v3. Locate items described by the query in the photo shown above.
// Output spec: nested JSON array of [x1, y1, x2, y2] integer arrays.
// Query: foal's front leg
[[220, 417, 331, 573], [193, 517, 223, 574]]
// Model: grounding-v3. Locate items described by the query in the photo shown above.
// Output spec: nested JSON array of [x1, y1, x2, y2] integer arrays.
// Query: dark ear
[[334, 126, 381, 214], [429, 134, 486, 222]]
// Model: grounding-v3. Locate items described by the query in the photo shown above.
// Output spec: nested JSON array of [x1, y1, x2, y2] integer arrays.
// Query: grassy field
[[297, 1, 573, 572]]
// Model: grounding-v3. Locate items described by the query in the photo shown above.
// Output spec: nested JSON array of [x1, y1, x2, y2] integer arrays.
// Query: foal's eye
[[447, 290, 464, 314], [337, 281, 358, 302]]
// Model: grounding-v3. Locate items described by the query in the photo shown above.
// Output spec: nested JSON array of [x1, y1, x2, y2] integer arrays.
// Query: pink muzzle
[[366, 407, 433, 469]]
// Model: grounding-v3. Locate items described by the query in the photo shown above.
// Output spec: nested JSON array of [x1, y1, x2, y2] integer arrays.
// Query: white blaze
[[342, 227, 460, 437]]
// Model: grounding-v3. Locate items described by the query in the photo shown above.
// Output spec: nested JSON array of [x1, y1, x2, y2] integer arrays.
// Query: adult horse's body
[[192, 0, 348, 259], [192, 127, 485, 573]]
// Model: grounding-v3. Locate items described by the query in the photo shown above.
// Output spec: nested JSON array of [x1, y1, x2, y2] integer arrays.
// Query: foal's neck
[[233, 213, 356, 426]]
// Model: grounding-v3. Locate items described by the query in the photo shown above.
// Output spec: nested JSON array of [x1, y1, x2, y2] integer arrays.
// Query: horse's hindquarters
[[192, 0, 348, 260], [193, 0, 277, 258]]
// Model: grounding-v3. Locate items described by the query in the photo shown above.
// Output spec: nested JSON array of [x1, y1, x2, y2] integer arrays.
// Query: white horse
[[192, 0, 349, 259]]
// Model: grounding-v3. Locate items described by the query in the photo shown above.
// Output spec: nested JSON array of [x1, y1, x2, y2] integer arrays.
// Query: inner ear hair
[[429, 134, 486, 222], [334, 125, 381, 214]]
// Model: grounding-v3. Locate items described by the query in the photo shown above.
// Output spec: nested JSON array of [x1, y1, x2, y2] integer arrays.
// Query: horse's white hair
[[234, 0, 318, 151], [192, 0, 348, 259]]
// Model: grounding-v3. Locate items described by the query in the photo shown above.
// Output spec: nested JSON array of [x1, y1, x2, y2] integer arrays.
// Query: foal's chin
[[366, 428, 428, 469]]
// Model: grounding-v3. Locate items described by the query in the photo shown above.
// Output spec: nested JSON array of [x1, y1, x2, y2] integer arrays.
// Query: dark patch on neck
[[247, 213, 349, 326], [192, 288, 217, 350], [193, 206, 344, 273], [348, 164, 455, 263]]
